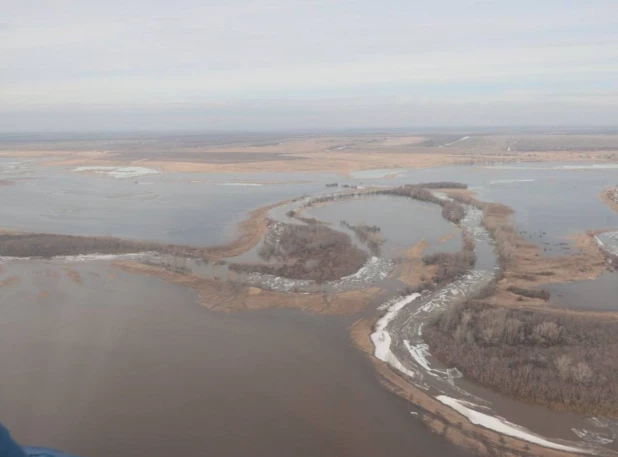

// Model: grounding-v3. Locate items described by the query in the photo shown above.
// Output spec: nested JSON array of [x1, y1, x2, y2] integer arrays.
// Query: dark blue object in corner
[[23, 448, 78, 457], [0, 421, 77, 457], [0, 422, 26, 457]]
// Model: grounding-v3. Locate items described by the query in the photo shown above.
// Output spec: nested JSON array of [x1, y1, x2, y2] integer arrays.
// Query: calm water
[[0, 259, 468, 457], [304, 195, 461, 258], [543, 272, 618, 311], [2, 159, 618, 455]]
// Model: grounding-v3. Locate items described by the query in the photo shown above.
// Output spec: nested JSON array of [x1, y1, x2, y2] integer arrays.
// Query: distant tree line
[[0, 233, 167, 258]]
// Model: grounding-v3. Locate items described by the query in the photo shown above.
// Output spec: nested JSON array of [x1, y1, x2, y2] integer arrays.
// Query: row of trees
[[422, 232, 476, 284], [446, 192, 517, 270], [0, 233, 168, 258], [425, 300, 618, 417], [231, 223, 368, 282], [340, 221, 383, 256]]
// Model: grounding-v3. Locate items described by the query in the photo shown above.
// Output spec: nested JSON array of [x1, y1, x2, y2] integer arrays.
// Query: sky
[[1, 0, 618, 131]]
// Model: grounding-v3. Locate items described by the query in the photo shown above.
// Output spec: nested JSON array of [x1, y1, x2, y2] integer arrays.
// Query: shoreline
[[3, 182, 617, 455], [601, 187, 618, 214]]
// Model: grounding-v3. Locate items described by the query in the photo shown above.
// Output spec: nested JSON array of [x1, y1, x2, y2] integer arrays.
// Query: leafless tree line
[[340, 221, 383, 256], [230, 223, 368, 282], [0, 233, 168, 258], [422, 232, 476, 284], [425, 300, 618, 417]]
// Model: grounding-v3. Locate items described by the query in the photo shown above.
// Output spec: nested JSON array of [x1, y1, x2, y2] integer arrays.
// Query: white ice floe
[[488, 179, 537, 185], [339, 256, 390, 281], [485, 164, 618, 171], [572, 429, 614, 446], [595, 232, 618, 257], [56, 252, 156, 262], [217, 182, 264, 187], [370, 294, 421, 379], [557, 164, 618, 170], [73, 166, 161, 179], [0, 252, 156, 264], [437, 396, 591, 454], [245, 256, 393, 293]]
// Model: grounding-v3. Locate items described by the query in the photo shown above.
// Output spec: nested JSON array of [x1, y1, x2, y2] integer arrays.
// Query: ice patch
[[488, 179, 537, 185], [371, 293, 421, 379], [217, 182, 264, 187], [437, 396, 591, 453], [596, 232, 618, 257], [572, 429, 614, 446], [0, 252, 156, 264], [73, 166, 161, 178], [245, 256, 393, 293]]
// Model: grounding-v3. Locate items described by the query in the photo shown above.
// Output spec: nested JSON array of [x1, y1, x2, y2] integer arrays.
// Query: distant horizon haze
[[2, 0, 617, 131]]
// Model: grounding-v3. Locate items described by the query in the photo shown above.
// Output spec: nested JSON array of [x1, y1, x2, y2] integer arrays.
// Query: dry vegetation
[[601, 186, 618, 213], [425, 301, 618, 418], [349, 318, 582, 457], [422, 232, 476, 285], [420, 189, 614, 421], [0, 233, 164, 258], [340, 221, 384, 255], [115, 260, 384, 315], [229, 223, 368, 282], [302, 182, 468, 225], [10, 132, 616, 175]]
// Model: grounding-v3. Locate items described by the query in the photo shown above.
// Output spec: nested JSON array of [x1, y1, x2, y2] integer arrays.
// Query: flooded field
[[304, 195, 461, 258], [0, 259, 468, 457], [1, 157, 618, 456], [543, 273, 618, 312]]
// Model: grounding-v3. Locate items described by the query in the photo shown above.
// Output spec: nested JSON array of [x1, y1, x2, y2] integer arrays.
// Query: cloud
[[2, 0, 618, 129]]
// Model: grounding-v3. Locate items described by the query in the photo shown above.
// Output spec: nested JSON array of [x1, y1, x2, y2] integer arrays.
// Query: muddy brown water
[[0, 260, 469, 457], [543, 272, 618, 312]]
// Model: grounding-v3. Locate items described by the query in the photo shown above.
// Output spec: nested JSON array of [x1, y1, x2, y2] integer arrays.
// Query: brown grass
[[27, 133, 618, 176], [114, 261, 384, 315], [66, 269, 82, 284], [202, 201, 289, 260], [395, 240, 438, 288], [601, 187, 618, 213], [0, 276, 21, 287]]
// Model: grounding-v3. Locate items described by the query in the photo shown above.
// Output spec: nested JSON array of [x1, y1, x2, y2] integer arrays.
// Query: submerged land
[[2, 130, 618, 457]]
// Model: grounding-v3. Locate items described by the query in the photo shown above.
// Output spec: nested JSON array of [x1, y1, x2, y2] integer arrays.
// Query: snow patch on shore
[[488, 179, 537, 185], [595, 232, 618, 257], [371, 293, 421, 379], [437, 396, 591, 453], [73, 166, 160, 178], [0, 252, 157, 264], [245, 256, 393, 292]]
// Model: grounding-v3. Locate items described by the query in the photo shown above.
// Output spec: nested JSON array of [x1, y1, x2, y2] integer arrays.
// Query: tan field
[[2, 132, 618, 175]]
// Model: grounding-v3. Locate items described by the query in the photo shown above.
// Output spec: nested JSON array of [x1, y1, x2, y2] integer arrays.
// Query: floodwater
[[1, 158, 618, 456], [304, 195, 461, 258], [0, 259, 468, 457], [543, 272, 618, 311]]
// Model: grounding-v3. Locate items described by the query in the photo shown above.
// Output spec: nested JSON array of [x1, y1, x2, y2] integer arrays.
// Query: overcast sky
[[2, 0, 618, 131]]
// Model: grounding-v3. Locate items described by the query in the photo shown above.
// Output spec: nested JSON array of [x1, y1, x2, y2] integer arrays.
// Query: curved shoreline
[[601, 187, 618, 214], [3, 184, 617, 456]]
